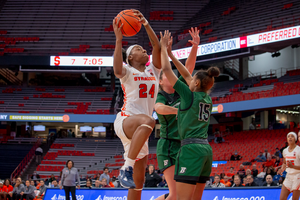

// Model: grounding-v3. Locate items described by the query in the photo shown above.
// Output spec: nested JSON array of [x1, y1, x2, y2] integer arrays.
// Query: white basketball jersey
[[120, 63, 161, 116], [283, 145, 300, 174]]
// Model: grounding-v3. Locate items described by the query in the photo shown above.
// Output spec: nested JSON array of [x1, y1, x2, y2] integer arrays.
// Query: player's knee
[[134, 174, 145, 187], [134, 178, 144, 188], [140, 116, 155, 128]]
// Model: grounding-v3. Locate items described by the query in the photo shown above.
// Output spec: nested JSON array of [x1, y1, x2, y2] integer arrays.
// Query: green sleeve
[[173, 79, 193, 110], [156, 93, 167, 104], [178, 76, 187, 85]]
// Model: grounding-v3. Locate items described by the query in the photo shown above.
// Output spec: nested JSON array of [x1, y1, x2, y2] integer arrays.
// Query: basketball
[[116, 10, 142, 37]]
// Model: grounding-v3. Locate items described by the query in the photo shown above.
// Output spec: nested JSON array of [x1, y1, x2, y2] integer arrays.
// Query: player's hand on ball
[[188, 27, 200, 46], [132, 9, 148, 25], [113, 17, 123, 40], [160, 30, 171, 49]]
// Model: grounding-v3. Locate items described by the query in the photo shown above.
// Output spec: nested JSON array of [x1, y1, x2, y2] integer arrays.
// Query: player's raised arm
[[113, 18, 126, 79], [132, 9, 161, 69], [160, 30, 178, 87], [166, 27, 199, 79], [185, 27, 200, 74], [166, 36, 193, 85]]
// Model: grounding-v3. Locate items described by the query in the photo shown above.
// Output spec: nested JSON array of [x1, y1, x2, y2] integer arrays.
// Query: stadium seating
[[35, 138, 124, 178], [1, 0, 297, 55], [210, 127, 299, 176], [89, 141, 158, 179], [0, 144, 33, 178], [149, 11, 174, 21], [93, 128, 296, 178], [0, 0, 141, 56], [211, 70, 300, 104], [0, 86, 113, 114], [0, 0, 210, 55], [173, 0, 300, 49]]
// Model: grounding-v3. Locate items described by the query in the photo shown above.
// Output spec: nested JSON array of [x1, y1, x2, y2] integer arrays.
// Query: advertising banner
[[247, 25, 300, 47], [0, 113, 116, 123], [44, 187, 294, 200], [46, 25, 300, 66], [211, 94, 300, 114]]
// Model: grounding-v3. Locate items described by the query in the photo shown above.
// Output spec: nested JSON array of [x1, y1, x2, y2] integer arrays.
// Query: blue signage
[[0, 113, 116, 123], [44, 187, 294, 200], [212, 94, 300, 114], [1, 94, 300, 123]]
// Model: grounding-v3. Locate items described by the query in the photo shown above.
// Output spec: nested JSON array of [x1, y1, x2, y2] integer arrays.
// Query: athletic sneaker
[[118, 166, 136, 188]]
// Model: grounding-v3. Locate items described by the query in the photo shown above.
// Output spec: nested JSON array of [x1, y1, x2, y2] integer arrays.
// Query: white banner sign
[[49, 25, 300, 67], [50, 56, 113, 67]]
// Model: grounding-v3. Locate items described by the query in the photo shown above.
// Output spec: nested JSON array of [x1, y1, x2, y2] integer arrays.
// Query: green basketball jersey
[[156, 93, 181, 140], [156, 77, 186, 140], [173, 79, 212, 140]]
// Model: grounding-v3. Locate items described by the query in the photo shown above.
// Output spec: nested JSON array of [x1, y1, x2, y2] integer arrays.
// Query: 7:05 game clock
[[50, 56, 113, 67]]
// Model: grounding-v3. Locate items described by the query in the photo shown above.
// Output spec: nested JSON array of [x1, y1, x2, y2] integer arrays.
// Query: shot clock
[[50, 56, 113, 67]]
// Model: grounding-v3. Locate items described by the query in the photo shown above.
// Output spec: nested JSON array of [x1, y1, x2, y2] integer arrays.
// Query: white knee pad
[[140, 124, 153, 131]]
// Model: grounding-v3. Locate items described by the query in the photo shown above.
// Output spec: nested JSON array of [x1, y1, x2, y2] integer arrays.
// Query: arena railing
[[252, 66, 300, 79], [0, 68, 22, 85], [10, 138, 41, 181]]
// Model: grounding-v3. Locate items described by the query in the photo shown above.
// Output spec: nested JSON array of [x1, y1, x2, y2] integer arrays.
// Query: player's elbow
[[113, 67, 123, 77], [113, 70, 122, 77], [186, 65, 194, 74]]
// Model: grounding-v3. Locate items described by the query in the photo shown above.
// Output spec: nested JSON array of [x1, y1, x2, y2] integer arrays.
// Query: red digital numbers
[[83, 58, 88, 64], [52, 57, 106, 66], [82, 58, 104, 65], [98, 58, 103, 65], [139, 84, 155, 98]]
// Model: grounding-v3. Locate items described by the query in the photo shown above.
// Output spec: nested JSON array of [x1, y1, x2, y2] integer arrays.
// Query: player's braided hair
[[194, 66, 220, 93]]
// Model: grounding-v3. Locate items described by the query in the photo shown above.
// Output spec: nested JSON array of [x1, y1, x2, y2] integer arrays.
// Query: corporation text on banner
[[49, 25, 300, 66], [170, 38, 240, 60]]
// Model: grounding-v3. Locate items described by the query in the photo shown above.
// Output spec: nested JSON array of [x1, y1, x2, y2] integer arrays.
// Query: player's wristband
[[143, 19, 149, 26]]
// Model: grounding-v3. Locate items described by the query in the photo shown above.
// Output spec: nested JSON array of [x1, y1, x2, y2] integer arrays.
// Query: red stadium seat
[[282, 3, 293, 9]]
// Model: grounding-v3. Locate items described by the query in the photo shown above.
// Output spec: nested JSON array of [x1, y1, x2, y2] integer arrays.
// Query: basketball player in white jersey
[[112, 9, 161, 200], [278, 131, 300, 200]]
